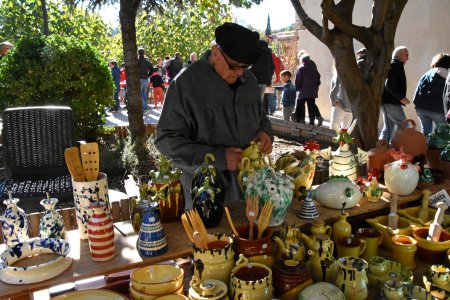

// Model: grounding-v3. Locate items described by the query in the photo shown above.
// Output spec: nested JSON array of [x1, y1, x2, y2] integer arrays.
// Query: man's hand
[[401, 97, 410, 105], [254, 131, 273, 154], [226, 147, 243, 171]]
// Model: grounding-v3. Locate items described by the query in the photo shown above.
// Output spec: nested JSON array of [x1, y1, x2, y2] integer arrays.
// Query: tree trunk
[[40, 0, 50, 36], [119, 0, 145, 140]]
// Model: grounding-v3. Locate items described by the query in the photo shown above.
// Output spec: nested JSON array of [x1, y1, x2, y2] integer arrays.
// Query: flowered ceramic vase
[[244, 166, 294, 227], [138, 201, 168, 256], [39, 196, 66, 239], [87, 201, 115, 261], [1, 196, 28, 247]]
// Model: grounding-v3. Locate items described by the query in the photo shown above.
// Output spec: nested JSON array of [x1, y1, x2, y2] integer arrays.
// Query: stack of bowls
[[130, 264, 184, 300]]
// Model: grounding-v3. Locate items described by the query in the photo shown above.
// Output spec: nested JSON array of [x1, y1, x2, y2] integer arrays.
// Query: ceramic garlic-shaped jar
[[149, 154, 184, 223], [384, 150, 419, 195], [39, 195, 66, 239], [1, 195, 28, 247]]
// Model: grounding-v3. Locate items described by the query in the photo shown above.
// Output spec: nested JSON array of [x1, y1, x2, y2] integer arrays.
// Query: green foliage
[[136, 0, 232, 63], [0, 34, 115, 140]]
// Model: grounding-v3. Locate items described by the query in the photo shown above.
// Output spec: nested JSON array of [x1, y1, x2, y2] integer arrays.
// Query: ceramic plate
[[0, 238, 72, 284], [379, 284, 434, 300], [52, 289, 129, 300], [423, 272, 450, 300], [367, 259, 413, 288]]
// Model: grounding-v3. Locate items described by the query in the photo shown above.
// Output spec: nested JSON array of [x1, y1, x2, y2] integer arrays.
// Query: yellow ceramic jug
[[332, 203, 351, 242], [335, 257, 369, 300], [310, 219, 332, 238]]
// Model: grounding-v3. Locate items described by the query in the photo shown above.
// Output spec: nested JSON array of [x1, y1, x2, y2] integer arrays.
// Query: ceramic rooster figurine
[[320, 119, 368, 181]]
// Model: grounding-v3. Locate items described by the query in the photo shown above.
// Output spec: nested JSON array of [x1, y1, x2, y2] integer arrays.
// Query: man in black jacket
[[379, 46, 410, 141], [250, 40, 275, 101], [138, 48, 154, 111]]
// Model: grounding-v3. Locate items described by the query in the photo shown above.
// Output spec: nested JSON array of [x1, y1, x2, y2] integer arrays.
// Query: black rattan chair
[[0, 106, 74, 201]]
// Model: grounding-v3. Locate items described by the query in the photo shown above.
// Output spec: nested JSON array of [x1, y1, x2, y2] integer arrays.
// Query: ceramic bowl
[[130, 264, 184, 295], [412, 227, 450, 264], [367, 259, 413, 289], [397, 206, 450, 226], [379, 284, 435, 300], [130, 283, 184, 300], [297, 282, 345, 300], [0, 238, 72, 284], [52, 289, 129, 300], [366, 215, 413, 249], [155, 295, 189, 300]]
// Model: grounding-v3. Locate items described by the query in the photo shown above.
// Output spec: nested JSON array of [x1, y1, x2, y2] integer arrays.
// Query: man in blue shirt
[[108, 59, 121, 112]]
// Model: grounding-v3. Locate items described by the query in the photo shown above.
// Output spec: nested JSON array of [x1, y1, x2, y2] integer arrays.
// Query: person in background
[[186, 52, 197, 65], [250, 40, 275, 101], [138, 48, 154, 112], [165, 52, 183, 83], [119, 63, 127, 105], [379, 46, 410, 142], [108, 59, 121, 112], [413, 53, 450, 136], [294, 54, 323, 126], [444, 71, 450, 123], [155, 22, 273, 207], [329, 63, 353, 129], [150, 70, 164, 109], [278, 70, 296, 121], [154, 57, 166, 81], [0, 41, 13, 59], [263, 84, 276, 115]]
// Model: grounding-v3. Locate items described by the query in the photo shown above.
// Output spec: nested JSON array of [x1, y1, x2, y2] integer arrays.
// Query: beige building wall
[[296, 0, 450, 132]]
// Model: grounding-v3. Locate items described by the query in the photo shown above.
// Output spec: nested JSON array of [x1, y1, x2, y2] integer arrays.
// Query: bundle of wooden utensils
[[181, 209, 209, 249], [64, 142, 100, 182]]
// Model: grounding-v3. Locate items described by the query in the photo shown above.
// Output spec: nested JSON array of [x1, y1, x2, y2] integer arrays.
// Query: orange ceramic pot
[[391, 119, 428, 158], [233, 224, 273, 260], [367, 140, 394, 179]]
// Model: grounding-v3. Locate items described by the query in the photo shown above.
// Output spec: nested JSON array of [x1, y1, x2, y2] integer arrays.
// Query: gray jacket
[[330, 73, 352, 112], [155, 51, 273, 205]]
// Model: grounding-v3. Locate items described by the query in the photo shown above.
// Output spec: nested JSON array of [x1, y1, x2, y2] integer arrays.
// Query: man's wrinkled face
[[211, 45, 251, 84], [397, 50, 409, 64]]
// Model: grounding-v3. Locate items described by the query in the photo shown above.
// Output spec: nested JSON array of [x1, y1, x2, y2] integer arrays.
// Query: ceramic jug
[[307, 249, 338, 283], [311, 219, 332, 238], [273, 226, 306, 261], [87, 201, 115, 261], [335, 256, 369, 300], [391, 119, 428, 158], [1, 194, 28, 247], [230, 254, 273, 300], [367, 140, 393, 179], [332, 203, 351, 242], [384, 150, 419, 196], [356, 228, 383, 261], [39, 194, 66, 239], [299, 233, 334, 256], [148, 154, 184, 223], [137, 201, 168, 256]]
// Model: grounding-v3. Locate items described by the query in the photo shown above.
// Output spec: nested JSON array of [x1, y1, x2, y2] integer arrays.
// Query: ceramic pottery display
[[130, 264, 184, 296], [189, 276, 228, 300], [272, 259, 313, 299], [234, 224, 273, 266], [314, 175, 362, 209], [310, 218, 332, 238], [364, 176, 383, 203], [336, 236, 366, 258], [191, 153, 224, 228], [391, 235, 417, 269], [0, 238, 72, 284], [244, 166, 294, 227], [297, 282, 345, 300], [367, 140, 394, 180], [412, 226, 450, 264], [1, 195, 28, 247], [87, 201, 115, 261], [367, 257, 413, 289], [237, 157, 256, 193], [192, 233, 235, 285], [230, 255, 273, 300], [274, 225, 306, 261], [440, 143, 450, 179], [334, 256, 369, 300], [384, 150, 419, 195], [72, 172, 110, 240], [391, 119, 428, 158], [356, 228, 383, 261], [297, 190, 319, 220], [148, 154, 184, 223], [366, 215, 413, 249], [39, 195, 66, 239], [138, 202, 168, 256], [320, 119, 368, 181], [301, 234, 337, 283], [332, 203, 351, 242]]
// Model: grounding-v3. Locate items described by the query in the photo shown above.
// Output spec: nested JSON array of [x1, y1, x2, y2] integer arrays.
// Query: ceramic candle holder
[[369, 256, 387, 276]]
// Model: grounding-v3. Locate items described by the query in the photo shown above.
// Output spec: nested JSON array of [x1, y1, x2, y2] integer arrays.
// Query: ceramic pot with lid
[[272, 259, 313, 299]]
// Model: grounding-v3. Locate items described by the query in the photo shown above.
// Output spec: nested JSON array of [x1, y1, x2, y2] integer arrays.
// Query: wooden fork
[[246, 195, 259, 240], [181, 213, 195, 244], [257, 201, 274, 239], [185, 209, 208, 249]]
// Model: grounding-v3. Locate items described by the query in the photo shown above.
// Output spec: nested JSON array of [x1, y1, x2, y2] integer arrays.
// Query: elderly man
[[379, 46, 410, 142], [155, 22, 273, 208], [0, 41, 13, 59]]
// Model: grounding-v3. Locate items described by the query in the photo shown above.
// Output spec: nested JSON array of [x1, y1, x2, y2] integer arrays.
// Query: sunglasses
[[218, 47, 251, 71]]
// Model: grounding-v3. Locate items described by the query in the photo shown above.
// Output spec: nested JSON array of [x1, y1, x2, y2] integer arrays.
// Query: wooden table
[[0, 181, 448, 299]]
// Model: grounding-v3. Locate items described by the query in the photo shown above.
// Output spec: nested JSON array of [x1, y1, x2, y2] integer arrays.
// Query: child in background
[[150, 71, 164, 109], [279, 70, 296, 121]]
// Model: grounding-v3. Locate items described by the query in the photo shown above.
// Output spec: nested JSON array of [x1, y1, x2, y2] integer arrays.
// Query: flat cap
[[215, 22, 260, 65]]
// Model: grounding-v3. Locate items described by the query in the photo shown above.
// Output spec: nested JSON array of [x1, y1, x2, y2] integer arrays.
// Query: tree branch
[[371, 0, 390, 32], [322, 15, 331, 43], [290, 0, 324, 43], [321, 0, 370, 45]]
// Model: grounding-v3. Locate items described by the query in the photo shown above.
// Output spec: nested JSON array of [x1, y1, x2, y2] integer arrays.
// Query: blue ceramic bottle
[[137, 201, 168, 256]]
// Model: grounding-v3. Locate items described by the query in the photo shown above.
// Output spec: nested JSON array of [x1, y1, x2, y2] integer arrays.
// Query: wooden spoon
[[193, 231, 205, 249], [224, 207, 239, 237], [80, 142, 100, 181], [64, 147, 85, 182]]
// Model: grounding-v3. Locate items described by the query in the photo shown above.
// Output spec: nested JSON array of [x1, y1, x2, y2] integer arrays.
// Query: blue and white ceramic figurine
[[39, 193, 66, 239], [138, 201, 168, 256], [297, 189, 319, 220], [1, 191, 28, 247]]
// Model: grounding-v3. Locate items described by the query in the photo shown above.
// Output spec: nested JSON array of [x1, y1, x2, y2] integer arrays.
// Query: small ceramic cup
[[383, 280, 404, 300], [356, 228, 382, 261], [336, 236, 366, 258], [369, 256, 387, 276], [391, 235, 417, 270], [430, 264, 450, 286]]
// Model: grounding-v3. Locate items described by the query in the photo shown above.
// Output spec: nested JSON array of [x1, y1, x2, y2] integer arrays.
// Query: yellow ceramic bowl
[[130, 264, 184, 295], [366, 215, 413, 249], [130, 284, 184, 300], [412, 227, 450, 264], [155, 295, 189, 300]]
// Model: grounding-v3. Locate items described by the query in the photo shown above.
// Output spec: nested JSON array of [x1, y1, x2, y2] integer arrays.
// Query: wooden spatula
[[64, 147, 85, 182], [80, 142, 100, 182]]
